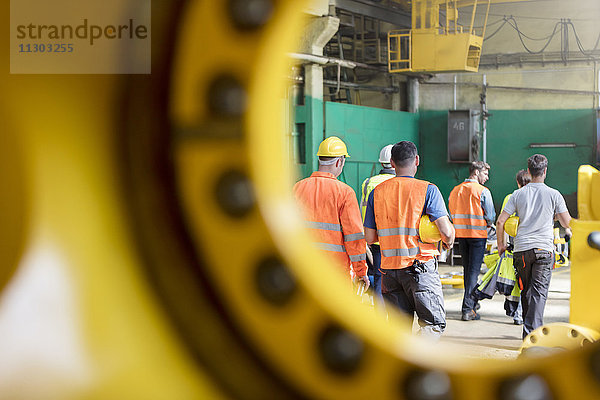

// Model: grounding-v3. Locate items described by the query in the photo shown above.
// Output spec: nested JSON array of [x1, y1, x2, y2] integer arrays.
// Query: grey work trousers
[[513, 248, 554, 339], [381, 259, 446, 339]]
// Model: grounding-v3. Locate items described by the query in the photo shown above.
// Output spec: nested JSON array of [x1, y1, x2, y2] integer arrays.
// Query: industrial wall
[[295, 102, 596, 217], [326, 102, 418, 196], [419, 109, 596, 216], [293, 99, 418, 198]]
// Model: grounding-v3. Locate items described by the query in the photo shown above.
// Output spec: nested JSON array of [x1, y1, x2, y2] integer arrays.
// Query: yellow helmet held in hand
[[317, 136, 350, 157], [419, 215, 441, 243], [504, 215, 519, 237]]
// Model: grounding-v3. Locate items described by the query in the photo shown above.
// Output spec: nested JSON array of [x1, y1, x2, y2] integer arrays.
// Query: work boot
[[475, 302, 481, 311], [461, 310, 481, 321]]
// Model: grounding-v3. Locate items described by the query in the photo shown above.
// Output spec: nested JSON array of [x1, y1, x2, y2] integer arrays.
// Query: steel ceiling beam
[[334, 0, 411, 27]]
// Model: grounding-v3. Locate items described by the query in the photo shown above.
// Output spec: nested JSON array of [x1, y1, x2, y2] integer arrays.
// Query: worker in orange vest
[[294, 136, 370, 289], [448, 161, 496, 321], [364, 141, 454, 338]]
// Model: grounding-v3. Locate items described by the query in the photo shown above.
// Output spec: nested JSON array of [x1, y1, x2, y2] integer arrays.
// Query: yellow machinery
[[388, 0, 526, 73], [1, 1, 600, 399], [571, 166, 600, 328], [520, 323, 600, 355], [520, 165, 600, 356]]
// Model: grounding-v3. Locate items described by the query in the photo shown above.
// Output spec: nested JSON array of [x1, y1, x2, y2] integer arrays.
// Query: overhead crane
[[388, 0, 529, 72]]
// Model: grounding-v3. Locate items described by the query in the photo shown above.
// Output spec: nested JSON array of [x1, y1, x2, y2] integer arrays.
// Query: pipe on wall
[[482, 74, 487, 163], [422, 80, 600, 96]]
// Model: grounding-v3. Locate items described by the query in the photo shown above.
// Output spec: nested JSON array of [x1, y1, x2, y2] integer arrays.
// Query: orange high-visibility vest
[[294, 172, 368, 277], [448, 181, 488, 238], [373, 177, 439, 269]]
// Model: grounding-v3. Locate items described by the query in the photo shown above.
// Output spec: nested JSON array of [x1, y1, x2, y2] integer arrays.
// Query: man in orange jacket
[[294, 136, 370, 289], [449, 161, 496, 321], [364, 141, 454, 338]]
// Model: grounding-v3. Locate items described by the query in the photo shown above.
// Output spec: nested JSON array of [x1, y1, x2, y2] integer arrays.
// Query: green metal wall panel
[[419, 109, 596, 216], [294, 97, 324, 179], [324, 102, 419, 201]]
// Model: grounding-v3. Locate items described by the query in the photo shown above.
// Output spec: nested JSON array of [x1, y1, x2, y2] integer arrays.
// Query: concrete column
[[297, 16, 339, 173], [408, 77, 420, 113], [304, 0, 330, 17], [391, 75, 402, 111], [299, 16, 340, 100]]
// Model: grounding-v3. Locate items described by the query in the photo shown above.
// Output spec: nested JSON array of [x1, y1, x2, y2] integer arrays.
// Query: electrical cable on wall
[[502, 16, 561, 53], [460, 8, 599, 58], [483, 18, 508, 41], [568, 21, 600, 57], [477, 14, 600, 59]]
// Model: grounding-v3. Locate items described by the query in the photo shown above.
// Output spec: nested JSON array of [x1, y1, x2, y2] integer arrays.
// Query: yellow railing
[[388, 29, 411, 72]]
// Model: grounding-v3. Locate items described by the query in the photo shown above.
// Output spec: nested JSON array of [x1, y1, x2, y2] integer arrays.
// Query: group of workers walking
[[294, 137, 572, 341]]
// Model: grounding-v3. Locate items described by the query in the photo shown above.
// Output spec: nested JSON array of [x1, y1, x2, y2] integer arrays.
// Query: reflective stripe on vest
[[316, 243, 346, 252], [381, 247, 420, 257], [451, 214, 485, 220], [344, 232, 365, 242], [448, 181, 487, 239], [294, 171, 368, 276], [377, 227, 419, 237], [453, 224, 487, 231], [306, 221, 342, 232], [349, 253, 367, 262], [309, 222, 366, 262], [373, 177, 439, 269]]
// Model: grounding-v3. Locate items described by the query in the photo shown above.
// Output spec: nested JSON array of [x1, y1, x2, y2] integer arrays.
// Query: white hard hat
[[378, 144, 393, 164]]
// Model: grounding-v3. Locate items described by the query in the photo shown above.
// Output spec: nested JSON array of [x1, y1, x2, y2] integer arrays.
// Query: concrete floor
[[436, 264, 571, 359]]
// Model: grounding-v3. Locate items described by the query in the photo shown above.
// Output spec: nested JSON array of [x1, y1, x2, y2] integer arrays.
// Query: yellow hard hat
[[317, 136, 350, 157], [504, 215, 519, 237], [419, 215, 441, 243]]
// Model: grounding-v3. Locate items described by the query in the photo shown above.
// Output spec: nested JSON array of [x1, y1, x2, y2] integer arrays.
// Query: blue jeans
[[368, 245, 384, 308], [458, 238, 487, 314]]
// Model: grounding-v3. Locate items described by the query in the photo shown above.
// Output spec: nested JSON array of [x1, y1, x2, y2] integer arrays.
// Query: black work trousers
[[381, 259, 446, 339], [513, 248, 554, 339]]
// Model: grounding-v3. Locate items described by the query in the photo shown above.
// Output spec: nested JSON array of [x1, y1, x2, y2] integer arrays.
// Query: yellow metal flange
[[166, 1, 600, 399], [0, 1, 223, 399], [571, 165, 600, 331], [521, 323, 600, 355]]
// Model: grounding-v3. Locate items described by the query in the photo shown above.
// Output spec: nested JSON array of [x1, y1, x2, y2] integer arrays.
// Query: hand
[[442, 239, 453, 250], [498, 242, 507, 256], [355, 275, 370, 296], [565, 228, 573, 242], [359, 274, 370, 291]]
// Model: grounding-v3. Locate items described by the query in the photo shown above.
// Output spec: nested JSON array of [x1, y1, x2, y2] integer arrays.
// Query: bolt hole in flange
[[255, 256, 297, 306], [228, 0, 274, 31], [499, 374, 553, 400], [207, 75, 248, 118], [403, 370, 452, 400], [318, 325, 364, 376], [588, 232, 600, 251]]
